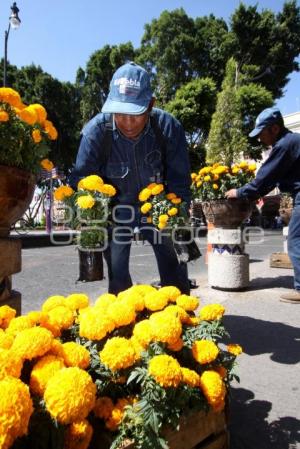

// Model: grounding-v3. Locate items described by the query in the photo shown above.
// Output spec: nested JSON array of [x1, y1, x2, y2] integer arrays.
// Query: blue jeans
[[103, 225, 190, 295], [287, 194, 300, 290]]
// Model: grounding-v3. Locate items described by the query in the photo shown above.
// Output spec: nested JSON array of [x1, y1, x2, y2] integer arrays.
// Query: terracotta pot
[[201, 198, 253, 228], [0, 165, 36, 237], [279, 207, 293, 226]]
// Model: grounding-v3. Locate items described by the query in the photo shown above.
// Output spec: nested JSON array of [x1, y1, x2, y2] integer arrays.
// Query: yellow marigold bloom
[[130, 336, 144, 358], [144, 291, 169, 311], [0, 87, 23, 107], [76, 195, 95, 209], [28, 103, 47, 124], [40, 158, 54, 171], [164, 304, 190, 324], [99, 337, 137, 372], [0, 376, 33, 449], [79, 308, 114, 340], [29, 354, 65, 396], [200, 370, 226, 412], [239, 161, 248, 169], [44, 367, 96, 424], [191, 173, 197, 180], [60, 342, 90, 369], [12, 326, 53, 360], [227, 343, 243, 356], [176, 294, 199, 311], [53, 185, 74, 201], [42, 295, 66, 312], [0, 305, 16, 329], [108, 300, 136, 327], [171, 197, 182, 204], [147, 182, 157, 189], [128, 284, 157, 297], [196, 181, 202, 188], [148, 354, 182, 388], [204, 175, 211, 182], [199, 304, 225, 321], [17, 106, 38, 125], [158, 222, 167, 230], [5, 316, 34, 337], [32, 129, 42, 143], [181, 367, 201, 388], [231, 166, 240, 174], [151, 184, 164, 195], [166, 192, 177, 200], [65, 293, 90, 311], [94, 293, 117, 310], [167, 337, 184, 352], [187, 316, 201, 326], [42, 306, 74, 336], [64, 419, 93, 449], [150, 310, 182, 345], [168, 207, 178, 216], [0, 329, 13, 349], [119, 291, 145, 312], [213, 174, 219, 181], [248, 163, 256, 171], [44, 119, 58, 140], [159, 286, 181, 302], [46, 339, 64, 357], [100, 183, 117, 196], [79, 175, 104, 191], [138, 187, 152, 201], [0, 110, 9, 122], [27, 310, 47, 325], [132, 320, 153, 348], [0, 348, 23, 380], [140, 202, 152, 214], [192, 340, 219, 365], [158, 214, 169, 223], [212, 183, 219, 190], [93, 396, 114, 420], [105, 398, 130, 431]]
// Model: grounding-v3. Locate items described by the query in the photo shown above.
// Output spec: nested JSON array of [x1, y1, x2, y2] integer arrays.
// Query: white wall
[[284, 111, 300, 133]]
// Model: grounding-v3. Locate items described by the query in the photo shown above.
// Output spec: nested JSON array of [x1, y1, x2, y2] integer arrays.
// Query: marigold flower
[[105, 398, 130, 431], [107, 300, 136, 327], [151, 184, 164, 195], [150, 310, 182, 345], [181, 367, 201, 387], [100, 183, 116, 196], [158, 214, 169, 223], [0, 376, 33, 449], [119, 290, 145, 312], [176, 294, 199, 311], [0, 348, 23, 380], [79, 175, 104, 191], [5, 316, 34, 337], [27, 310, 47, 325], [99, 337, 138, 372], [40, 158, 54, 171], [12, 326, 53, 360], [164, 305, 190, 324], [166, 192, 177, 200], [44, 367, 96, 424], [158, 222, 167, 230], [138, 187, 152, 201], [144, 291, 169, 311], [128, 284, 157, 296], [0, 329, 13, 349], [17, 106, 38, 125], [42, 295, 66, 312], [60, 342, 90, 369], [29, 103, 47, 124], [65, 293, 90, 311], [44, 119, 58, 140], [64, 419, 93, 449], [200, 370, 226, 412], [167, 337, 184, 352], [31, 128, 42, 143], [93, 396, 114, 420], [140, 202, 152, 214], [53, 185, 74, 201], [168, 207, 178, 216], [0, 87, 23, 108], [227, 343, 243, 356], [148, 354, 182, 388], [41, 306, 74, 337], [171, 198, 182, 204], [204, 175, 211, 182], [248, 163, 256, 171], [0, 305, 16, 329], [76, 195, 95, 209], [94, 293, 117, 310], [192, 340, 219, 365], [29, 354, 65, 396], [212, 183, 219, 190], [159, 286, 181, 302], [132, 320, 153, 348], [199, 304, 225, 321], [0, 110, 9, 122], [79, 308, 115, 340]]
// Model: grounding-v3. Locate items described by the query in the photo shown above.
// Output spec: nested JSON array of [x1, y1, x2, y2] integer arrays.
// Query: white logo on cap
[[114, 77, 141, 94]]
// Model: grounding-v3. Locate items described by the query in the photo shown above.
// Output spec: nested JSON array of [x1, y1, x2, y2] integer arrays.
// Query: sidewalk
[[193, 258, 299, 449]]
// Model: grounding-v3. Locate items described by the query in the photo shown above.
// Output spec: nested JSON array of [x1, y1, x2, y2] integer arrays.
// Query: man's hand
[[225, 189, 238, 198]]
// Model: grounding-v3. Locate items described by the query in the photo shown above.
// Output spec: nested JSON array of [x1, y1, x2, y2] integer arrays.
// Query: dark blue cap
[[249, 107, 283, 138], [101, 62, 153, 115]]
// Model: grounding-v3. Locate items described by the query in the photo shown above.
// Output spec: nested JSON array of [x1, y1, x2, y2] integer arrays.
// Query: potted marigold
[[0, 285, 242, 449], [0, 87, 58, 236], [54, 174, 116, 282], [191, 161, 256, 228]]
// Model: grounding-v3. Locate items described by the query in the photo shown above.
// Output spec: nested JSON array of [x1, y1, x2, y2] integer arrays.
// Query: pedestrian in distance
[[70, 62, 191, 295], [225, 107, 300, 303]]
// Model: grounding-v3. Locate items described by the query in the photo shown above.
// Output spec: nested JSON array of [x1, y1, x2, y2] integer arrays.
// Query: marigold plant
[[191, 161, 256, 201], [0, 87, 58, 173]]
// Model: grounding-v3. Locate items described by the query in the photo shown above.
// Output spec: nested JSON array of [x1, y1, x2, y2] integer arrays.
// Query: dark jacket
[[237, 129, 300, 200]]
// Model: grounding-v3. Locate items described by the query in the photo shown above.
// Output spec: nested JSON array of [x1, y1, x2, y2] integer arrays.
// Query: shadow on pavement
[[229, 387, 300, 449], [248, 275, 294, 290], [223, 315, 300, 364]]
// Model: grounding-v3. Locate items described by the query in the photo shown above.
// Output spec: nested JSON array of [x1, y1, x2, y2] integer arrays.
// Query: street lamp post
[[3, 2, 21, 87]]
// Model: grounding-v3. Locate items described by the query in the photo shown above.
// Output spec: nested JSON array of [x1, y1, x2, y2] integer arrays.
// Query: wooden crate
[[118, 409, 228, 449], [270, 252, 293, 269]]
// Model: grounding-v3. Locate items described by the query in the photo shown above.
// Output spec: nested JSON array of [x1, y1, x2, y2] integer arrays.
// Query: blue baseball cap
[[101, 62, 153, 115], [249, 107, 283, 138]]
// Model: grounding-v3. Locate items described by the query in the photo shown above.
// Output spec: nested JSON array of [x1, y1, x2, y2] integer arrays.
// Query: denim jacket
[[237, 129, 300, 200], [70, 108, 191, 208]]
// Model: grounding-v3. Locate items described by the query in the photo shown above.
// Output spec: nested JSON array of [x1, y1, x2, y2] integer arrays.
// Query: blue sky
[[1, 0, 299, 115]]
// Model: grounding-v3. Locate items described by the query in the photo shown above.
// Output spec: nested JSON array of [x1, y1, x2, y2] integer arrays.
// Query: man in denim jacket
[[226, 107, 300, 303], [71, 62, 191, 295]]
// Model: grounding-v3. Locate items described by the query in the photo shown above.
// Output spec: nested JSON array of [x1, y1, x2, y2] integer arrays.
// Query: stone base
[[208, 253, 249, 290], [0, 290, 21, 315]]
